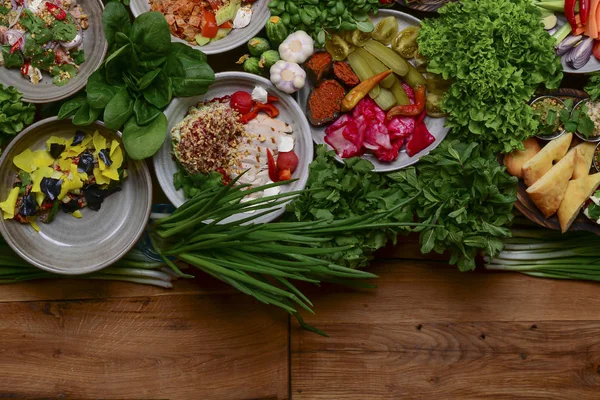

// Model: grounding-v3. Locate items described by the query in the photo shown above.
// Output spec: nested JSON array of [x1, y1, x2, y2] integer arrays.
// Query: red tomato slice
[[201, 11, 219, 38], [207, 0, 222, 10], [220, 21, 233, 29]]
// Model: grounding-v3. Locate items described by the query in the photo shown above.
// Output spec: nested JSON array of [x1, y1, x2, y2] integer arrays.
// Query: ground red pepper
[[333, 61, 360, 87], [307, 79, 345, 126], [304, 52, 333, 84]]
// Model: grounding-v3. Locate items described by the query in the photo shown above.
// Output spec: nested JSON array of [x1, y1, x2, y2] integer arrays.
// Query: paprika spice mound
[[333, 61, 360, 87], [304, 52, 333, 84], [306, 79, 346, 126]]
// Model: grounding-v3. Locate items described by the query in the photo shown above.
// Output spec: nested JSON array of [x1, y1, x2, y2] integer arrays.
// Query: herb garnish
[[560, 99, 595, 138]]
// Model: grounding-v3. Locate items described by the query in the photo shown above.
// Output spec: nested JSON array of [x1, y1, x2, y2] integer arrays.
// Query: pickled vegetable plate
[[298, 9, 449, 172]]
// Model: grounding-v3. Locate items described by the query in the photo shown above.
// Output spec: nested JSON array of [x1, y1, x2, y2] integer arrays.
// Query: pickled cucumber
[[372, 16, 398, 45], [392, 27, 420, 59], [362, 40, 409, 77], [325, 34, 355, 61], [347, 51, 380, 99], [374, 88, 397, 111], [354, 48, 396, 89], [390, 77, 410, 106], [404, 63, 427, 89]]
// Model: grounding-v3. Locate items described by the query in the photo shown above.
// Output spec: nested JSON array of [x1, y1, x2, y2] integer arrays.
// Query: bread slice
[[558, 173, 600, 232], [526, 149, 576, 218], [572, 142, 596, 179], [503, 138, 541, 178], [522, 133, 573, 187]]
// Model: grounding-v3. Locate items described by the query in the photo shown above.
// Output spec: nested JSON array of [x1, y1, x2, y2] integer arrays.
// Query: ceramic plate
[[153, 71, 313, 223], [129, 0, 269, 55], [0, 118, 153, 275], [557, 16, 600, 74], [0, 0, 108, 103], [297, 9, 450, 173]]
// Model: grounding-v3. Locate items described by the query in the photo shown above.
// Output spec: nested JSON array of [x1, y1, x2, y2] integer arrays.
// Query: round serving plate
[[0, 118, 153, 274], [513, 88, 600, 235], [153, 71, 313, 224], [397, 0, 456, 13], [0, 0, 108, 103], [129, 0, 269, 55], [297, 9, 450, 172], [557, 15, 600, 74]]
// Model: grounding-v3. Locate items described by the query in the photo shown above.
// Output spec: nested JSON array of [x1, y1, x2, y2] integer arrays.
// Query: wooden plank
[[291, 261, 600, 399], [0, 293, 289, 399]]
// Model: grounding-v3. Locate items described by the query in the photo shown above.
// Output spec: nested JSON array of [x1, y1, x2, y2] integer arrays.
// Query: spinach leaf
[[103, 89, 134, 129], [122, 112, 167, 160], [130, 11, 171, 60], [102, 1, 131, 45], [1, 45, 24, 68], [133, 97, 161, 125], [58, 96, 87, 119], [52, 20, 78, 42], [139, 57, 167, 70], [72, 102, 102, 126], [104, 43, 134, 85], [87, 68, 122, 109], [165, 43, 214, 97], [143, 70, 172, 108], [137, 69, 162, 90]]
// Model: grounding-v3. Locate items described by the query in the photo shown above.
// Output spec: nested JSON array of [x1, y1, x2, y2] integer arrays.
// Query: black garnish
[[19, 192, 37, 216], [72, 130, 86, 145], [40, 177, 62, 201], [98, 148, 112, 166], [77, 152, 94, 174], [49, 143, 66, 159]]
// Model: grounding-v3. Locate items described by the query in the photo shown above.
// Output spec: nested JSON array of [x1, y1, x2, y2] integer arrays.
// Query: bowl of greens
[[0, 0, 107, 103]]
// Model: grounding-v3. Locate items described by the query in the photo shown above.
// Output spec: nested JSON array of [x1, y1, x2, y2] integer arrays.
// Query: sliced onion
[[10, 0, 17, 9], [8, 5, 24, 28], [2, 29, 24, 49], [565, 37, 594, 69], [59, 16, 83, 49]]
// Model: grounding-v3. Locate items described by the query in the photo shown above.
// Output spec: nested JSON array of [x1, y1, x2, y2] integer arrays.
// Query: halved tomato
[[201, 10, 218, 38]]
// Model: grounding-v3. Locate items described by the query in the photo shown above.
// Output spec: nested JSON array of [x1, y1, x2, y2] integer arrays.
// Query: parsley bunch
[[389, 141, 518, 271], [418, 0, 563, 153]]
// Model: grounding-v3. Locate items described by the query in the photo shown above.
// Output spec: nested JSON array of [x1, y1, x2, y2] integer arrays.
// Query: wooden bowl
[[512, 88, 600, 235]]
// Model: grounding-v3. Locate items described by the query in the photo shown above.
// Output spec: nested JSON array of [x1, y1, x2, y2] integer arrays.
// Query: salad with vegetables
[[0, 0, 88, 85], [150, 0, 256, 46], [0, 131, 127, 230]]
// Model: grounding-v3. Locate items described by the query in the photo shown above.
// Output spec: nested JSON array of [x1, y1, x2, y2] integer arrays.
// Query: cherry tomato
[[230, 91, 254, 114], [593, 40, 600, 61]]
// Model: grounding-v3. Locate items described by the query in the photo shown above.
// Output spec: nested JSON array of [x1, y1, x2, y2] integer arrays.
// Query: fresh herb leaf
[[0, 84, 35, 144], [122, 113, 167, 160]]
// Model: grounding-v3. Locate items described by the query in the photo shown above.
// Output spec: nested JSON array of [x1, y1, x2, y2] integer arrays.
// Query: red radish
[[230, 91, 254, 115], [266, 149, 279, 182], [593, 40, 600, 60], [276, 151, 298, 173], [278, 169, 292, 181]]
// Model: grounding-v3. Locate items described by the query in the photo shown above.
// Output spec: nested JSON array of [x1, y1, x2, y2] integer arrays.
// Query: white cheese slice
[[278, 135, 294, 153], [252, 86, 268, 104], [233, 6, 252, 29]]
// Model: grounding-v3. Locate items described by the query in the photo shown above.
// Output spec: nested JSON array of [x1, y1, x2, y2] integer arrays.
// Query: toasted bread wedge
[[504, 138, 541, 178], [558, 173, 600, 232], [573, 142, 596, 179], [526, 149, 576, 218], [522, 133, 572, 186]]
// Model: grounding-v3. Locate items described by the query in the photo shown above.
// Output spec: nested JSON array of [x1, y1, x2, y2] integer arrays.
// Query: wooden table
[[2, 234, 600, 399]]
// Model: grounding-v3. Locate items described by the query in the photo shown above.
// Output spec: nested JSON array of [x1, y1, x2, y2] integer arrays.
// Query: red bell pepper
[[581, 0, 590, 25], [565, 0, 578, 33], [9, 38, 22, 54], [267, 95, 279, 103], [201, 11, 219, 38], [406, 122, 435, 157], [240, 109, 258, 124], [266, 149, 279, 182], [255, 103, 279, 118], [386, 85, 426, 119], [46, 2, 67, 20]]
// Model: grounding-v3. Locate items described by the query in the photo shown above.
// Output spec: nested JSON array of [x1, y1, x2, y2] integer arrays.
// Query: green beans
[[268, 0, 386, 47]]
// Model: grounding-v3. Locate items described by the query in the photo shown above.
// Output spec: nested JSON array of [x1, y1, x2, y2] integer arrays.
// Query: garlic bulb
[[270, 60, 306, 94], [278, 31, 314, 64]]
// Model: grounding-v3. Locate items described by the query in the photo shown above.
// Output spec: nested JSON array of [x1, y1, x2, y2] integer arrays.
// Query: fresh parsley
[[560, 99, 595, 138]]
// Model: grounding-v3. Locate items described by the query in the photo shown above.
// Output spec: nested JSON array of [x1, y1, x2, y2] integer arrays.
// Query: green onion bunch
[[152, 176, 420, 334]]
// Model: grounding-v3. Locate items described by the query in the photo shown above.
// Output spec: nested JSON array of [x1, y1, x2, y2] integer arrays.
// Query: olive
[[372, 16, 398, 45], [325, 33, 355, 61], [392, 26, 420, 59], [426, 92, 446, 118]]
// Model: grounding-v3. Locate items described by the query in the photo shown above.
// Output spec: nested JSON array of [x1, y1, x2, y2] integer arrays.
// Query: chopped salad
[[150, 0, 256, 47], [0, 0, 88, 86], [0, 131, 127, 230]]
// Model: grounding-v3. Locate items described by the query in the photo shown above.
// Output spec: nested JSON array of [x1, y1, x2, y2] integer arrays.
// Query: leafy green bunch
[[58, 2, 215, 160], [286, 145, 413, 268], [0, 84, 35, 146], [268, 0, 387, 47], [418, 0, 563, 153], [389, 141, 518, 271]]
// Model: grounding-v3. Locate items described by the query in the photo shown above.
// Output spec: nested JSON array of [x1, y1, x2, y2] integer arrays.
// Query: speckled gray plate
[[557, 16, 600, 74], [0, 118, 152, 275], [153, 72, 313, 224], [298, 9, 450, 172], [0, 0, 108, 103], [130, 0, 269, 55]]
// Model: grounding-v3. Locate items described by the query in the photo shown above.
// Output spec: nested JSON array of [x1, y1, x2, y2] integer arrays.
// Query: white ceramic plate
[[297, 9, 450, 172], [558, 16, 600, 74], [0, 0, 108, 103], [129, 0, 269, 55], [0, 118, 153, 275], [153, 71, 313, 223]]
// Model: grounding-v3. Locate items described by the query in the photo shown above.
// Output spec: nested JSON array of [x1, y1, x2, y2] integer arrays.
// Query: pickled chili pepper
[[341, 69, 393, 112], [565, 0, 577, 33], [20, 61, 30, 76], [266, 149, 279, 182], [581, 0, 590, 25], [386, 85, 426, 119], [46, 2, 67, 20], [255, 102, 279, 118], [9, 38, 22, 54]]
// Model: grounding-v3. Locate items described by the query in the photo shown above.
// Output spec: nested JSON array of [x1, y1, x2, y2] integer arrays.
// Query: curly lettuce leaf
[[418, 0, 563, 153], [0, 84, 36, 146]]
